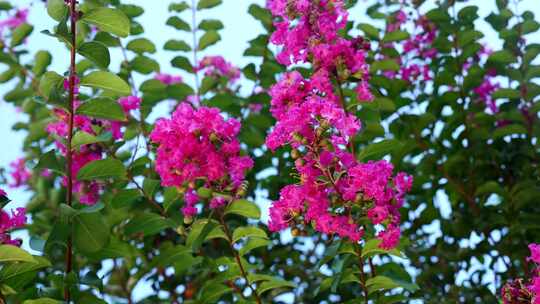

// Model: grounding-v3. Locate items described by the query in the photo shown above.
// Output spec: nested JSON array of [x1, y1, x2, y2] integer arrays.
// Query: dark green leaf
[[76, 158, 127, 180]]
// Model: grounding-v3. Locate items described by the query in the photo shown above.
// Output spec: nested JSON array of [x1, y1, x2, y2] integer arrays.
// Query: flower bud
[[184, 216, 193, 225], [291, 227, 301, 237], [291, 149, 301, 159]]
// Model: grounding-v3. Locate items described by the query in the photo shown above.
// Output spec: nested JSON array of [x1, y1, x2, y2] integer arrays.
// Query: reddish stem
[[64, 0, 77, 302]]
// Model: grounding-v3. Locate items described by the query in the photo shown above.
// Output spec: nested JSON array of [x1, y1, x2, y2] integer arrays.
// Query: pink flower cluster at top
[[383, 11, 436, 84], [155, 73, 183, 85], [196, 56, 241, 84], [502, 243, 540, 304], [8, 158, 31, 188], [45, 77, 139, 205], [0, 189, 26, 246], [266, 0, 412, 248], [267, 0, 373, 100], [150, 102, 253, 217]]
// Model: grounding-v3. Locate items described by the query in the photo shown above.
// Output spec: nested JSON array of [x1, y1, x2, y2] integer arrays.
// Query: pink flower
[[378, 225, 400, 250], [0, 8, 28, 30], [155, 73, 183, 85], [8, 158, 31, 188], [196, 56, 241, 84], [529, 244, 540, 264], [0, 207, 26, 246], [118, 95, 141, 113], [182, 190, 199, 217], [210, 196, 227, 209]]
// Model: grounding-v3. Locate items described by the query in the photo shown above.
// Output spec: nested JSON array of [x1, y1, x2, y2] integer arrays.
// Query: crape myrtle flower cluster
[[0, 189, 26, 246], [46, 76, 141, 205], [268, 0, 373, 101], [196, 55, 241, 84], [265, 0, 412, 249], [150, 102, 254, 219], [502, 244, 540, 304]]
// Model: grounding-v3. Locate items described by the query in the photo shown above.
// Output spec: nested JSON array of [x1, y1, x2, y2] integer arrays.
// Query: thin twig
[[64, 0, 77, 302]]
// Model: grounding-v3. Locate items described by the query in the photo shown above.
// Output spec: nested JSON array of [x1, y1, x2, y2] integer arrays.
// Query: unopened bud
[[291, 149, 301, 159], [184, 216, 193, 225], [291, 228, 301, 237]]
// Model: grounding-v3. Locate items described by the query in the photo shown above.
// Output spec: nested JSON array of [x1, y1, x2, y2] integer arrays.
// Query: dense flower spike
[[502, 243, 540, 304], [150, 102, 253, 217], [266, 0, 412, 248], [267, 0, 373, 101]]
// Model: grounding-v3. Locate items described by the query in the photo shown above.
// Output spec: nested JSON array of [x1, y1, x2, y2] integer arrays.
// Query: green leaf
[[80, 7, 130, 37], [232, 226, 268, 243], [47, 0, 67, 21], [492, 88, 520, 99], [166, 16, 191, 31], [198, 19, 224, 31], [38, 71, 63, 100], [169, 2, 190, 12], [73, 212, 110, 254], [0, 256, 51, 282], [370, 59, 400, 72], [0, 245, 35, 263], [492, 124, 527, 139], [171, 56, 194, 72], [186, 219, 226, 250], [124, 213, 175, 236], [488, 50, 516, 64], [131, 55, 160, 74], [77, 158, 127, 180], [78, 41, 110, 68], [382, 30, 409, 43], [11, 23, 33, 47], [224, 199, 261, 219], [111, 189, 141, 209], [258, 278, 296, 294], [32, 50, 52, 76], [361, 239, 403, 258], [200, 283, 232, 304], [239, 237, 269, 256], [34, 150, 63, 175], [366, 276, 400, 294], [358, 139, 402, 161], [127, 38, 156, 54], [198, 30, 220, 50], [76, 97, 126, 121], [164, 39, 191, 51], [23, 298, 61, 304], [80, 71, 131, 96], [197, 0, 222, 10], [248, 4, 272, 30], [358, 23, 379, 40], [72, 131, 111, 149]]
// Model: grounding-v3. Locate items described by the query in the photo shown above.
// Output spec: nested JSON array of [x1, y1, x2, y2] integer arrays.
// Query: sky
[[1, 0, 540, 302]]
